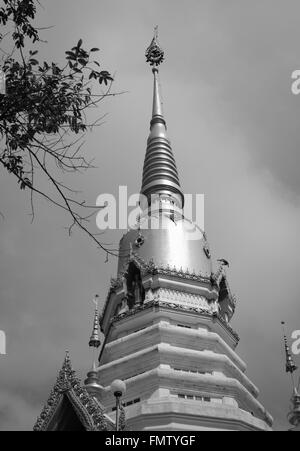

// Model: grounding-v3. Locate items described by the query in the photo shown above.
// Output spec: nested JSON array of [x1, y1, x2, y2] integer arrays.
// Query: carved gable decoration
[[33, 353, 114, 431]]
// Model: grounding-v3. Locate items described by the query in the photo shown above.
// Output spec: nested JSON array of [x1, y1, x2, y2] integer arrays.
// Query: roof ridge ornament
[[145, 26, 165, 67]]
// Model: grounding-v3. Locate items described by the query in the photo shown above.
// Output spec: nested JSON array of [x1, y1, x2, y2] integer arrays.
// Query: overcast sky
[[1, 0, 300, 430]]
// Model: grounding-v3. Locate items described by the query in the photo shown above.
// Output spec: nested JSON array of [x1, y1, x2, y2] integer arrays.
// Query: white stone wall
[[97, 306, 272, 431]]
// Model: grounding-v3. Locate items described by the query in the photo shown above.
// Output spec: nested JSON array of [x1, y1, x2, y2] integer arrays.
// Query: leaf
[[90, 48, 100, 52], [77, 39, 83, 49], [98, 70, 114, 84], [65, 51, 76, 60], [78, 58, 87, 66]]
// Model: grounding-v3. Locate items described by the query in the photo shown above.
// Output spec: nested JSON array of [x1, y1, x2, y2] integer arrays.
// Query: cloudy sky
[[1, 0, 300, 430]]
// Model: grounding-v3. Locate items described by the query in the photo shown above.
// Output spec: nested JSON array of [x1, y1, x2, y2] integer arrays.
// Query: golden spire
[[84, 297, 103, 398], [141, 28, 184, 210], [89, 295, 101, 350]]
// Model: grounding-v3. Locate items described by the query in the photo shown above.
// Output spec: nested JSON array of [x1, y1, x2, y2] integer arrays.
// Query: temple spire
[[152, 67, 164, 121], [89, 295, 101, 370], [141, 28, 184, 209], [84, 296, 103, 398], [146, 26, 164, 121]]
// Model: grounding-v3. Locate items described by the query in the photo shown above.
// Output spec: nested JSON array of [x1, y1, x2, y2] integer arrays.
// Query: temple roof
[[34, 352, 114, 431]]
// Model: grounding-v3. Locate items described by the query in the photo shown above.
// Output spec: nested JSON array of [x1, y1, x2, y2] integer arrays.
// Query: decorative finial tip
[[145, 26, 164, 67], [93, 295, 99, 308]]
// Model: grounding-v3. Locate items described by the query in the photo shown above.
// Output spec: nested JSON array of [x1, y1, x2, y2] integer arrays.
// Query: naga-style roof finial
[[145, 26, 165, 67]]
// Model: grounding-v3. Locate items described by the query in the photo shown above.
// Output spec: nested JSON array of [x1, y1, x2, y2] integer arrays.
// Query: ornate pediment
[[33, 352, 114, 431]]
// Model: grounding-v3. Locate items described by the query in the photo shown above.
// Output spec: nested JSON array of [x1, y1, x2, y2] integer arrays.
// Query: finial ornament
[[145, 26, 165, 67], [89, 295, 101, 349]]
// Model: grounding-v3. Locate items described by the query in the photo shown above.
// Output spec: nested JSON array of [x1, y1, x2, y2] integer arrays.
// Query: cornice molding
[[111, 300, 239, 342]]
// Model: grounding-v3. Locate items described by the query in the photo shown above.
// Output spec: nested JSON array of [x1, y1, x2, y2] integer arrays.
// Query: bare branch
[[0, 0, 125, 256]]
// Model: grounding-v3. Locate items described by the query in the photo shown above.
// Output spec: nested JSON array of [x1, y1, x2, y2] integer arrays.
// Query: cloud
[[0, 390, 40, 431]]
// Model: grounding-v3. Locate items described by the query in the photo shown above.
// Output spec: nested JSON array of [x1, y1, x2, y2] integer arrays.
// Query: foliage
[[0, 0, 118, 256]]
